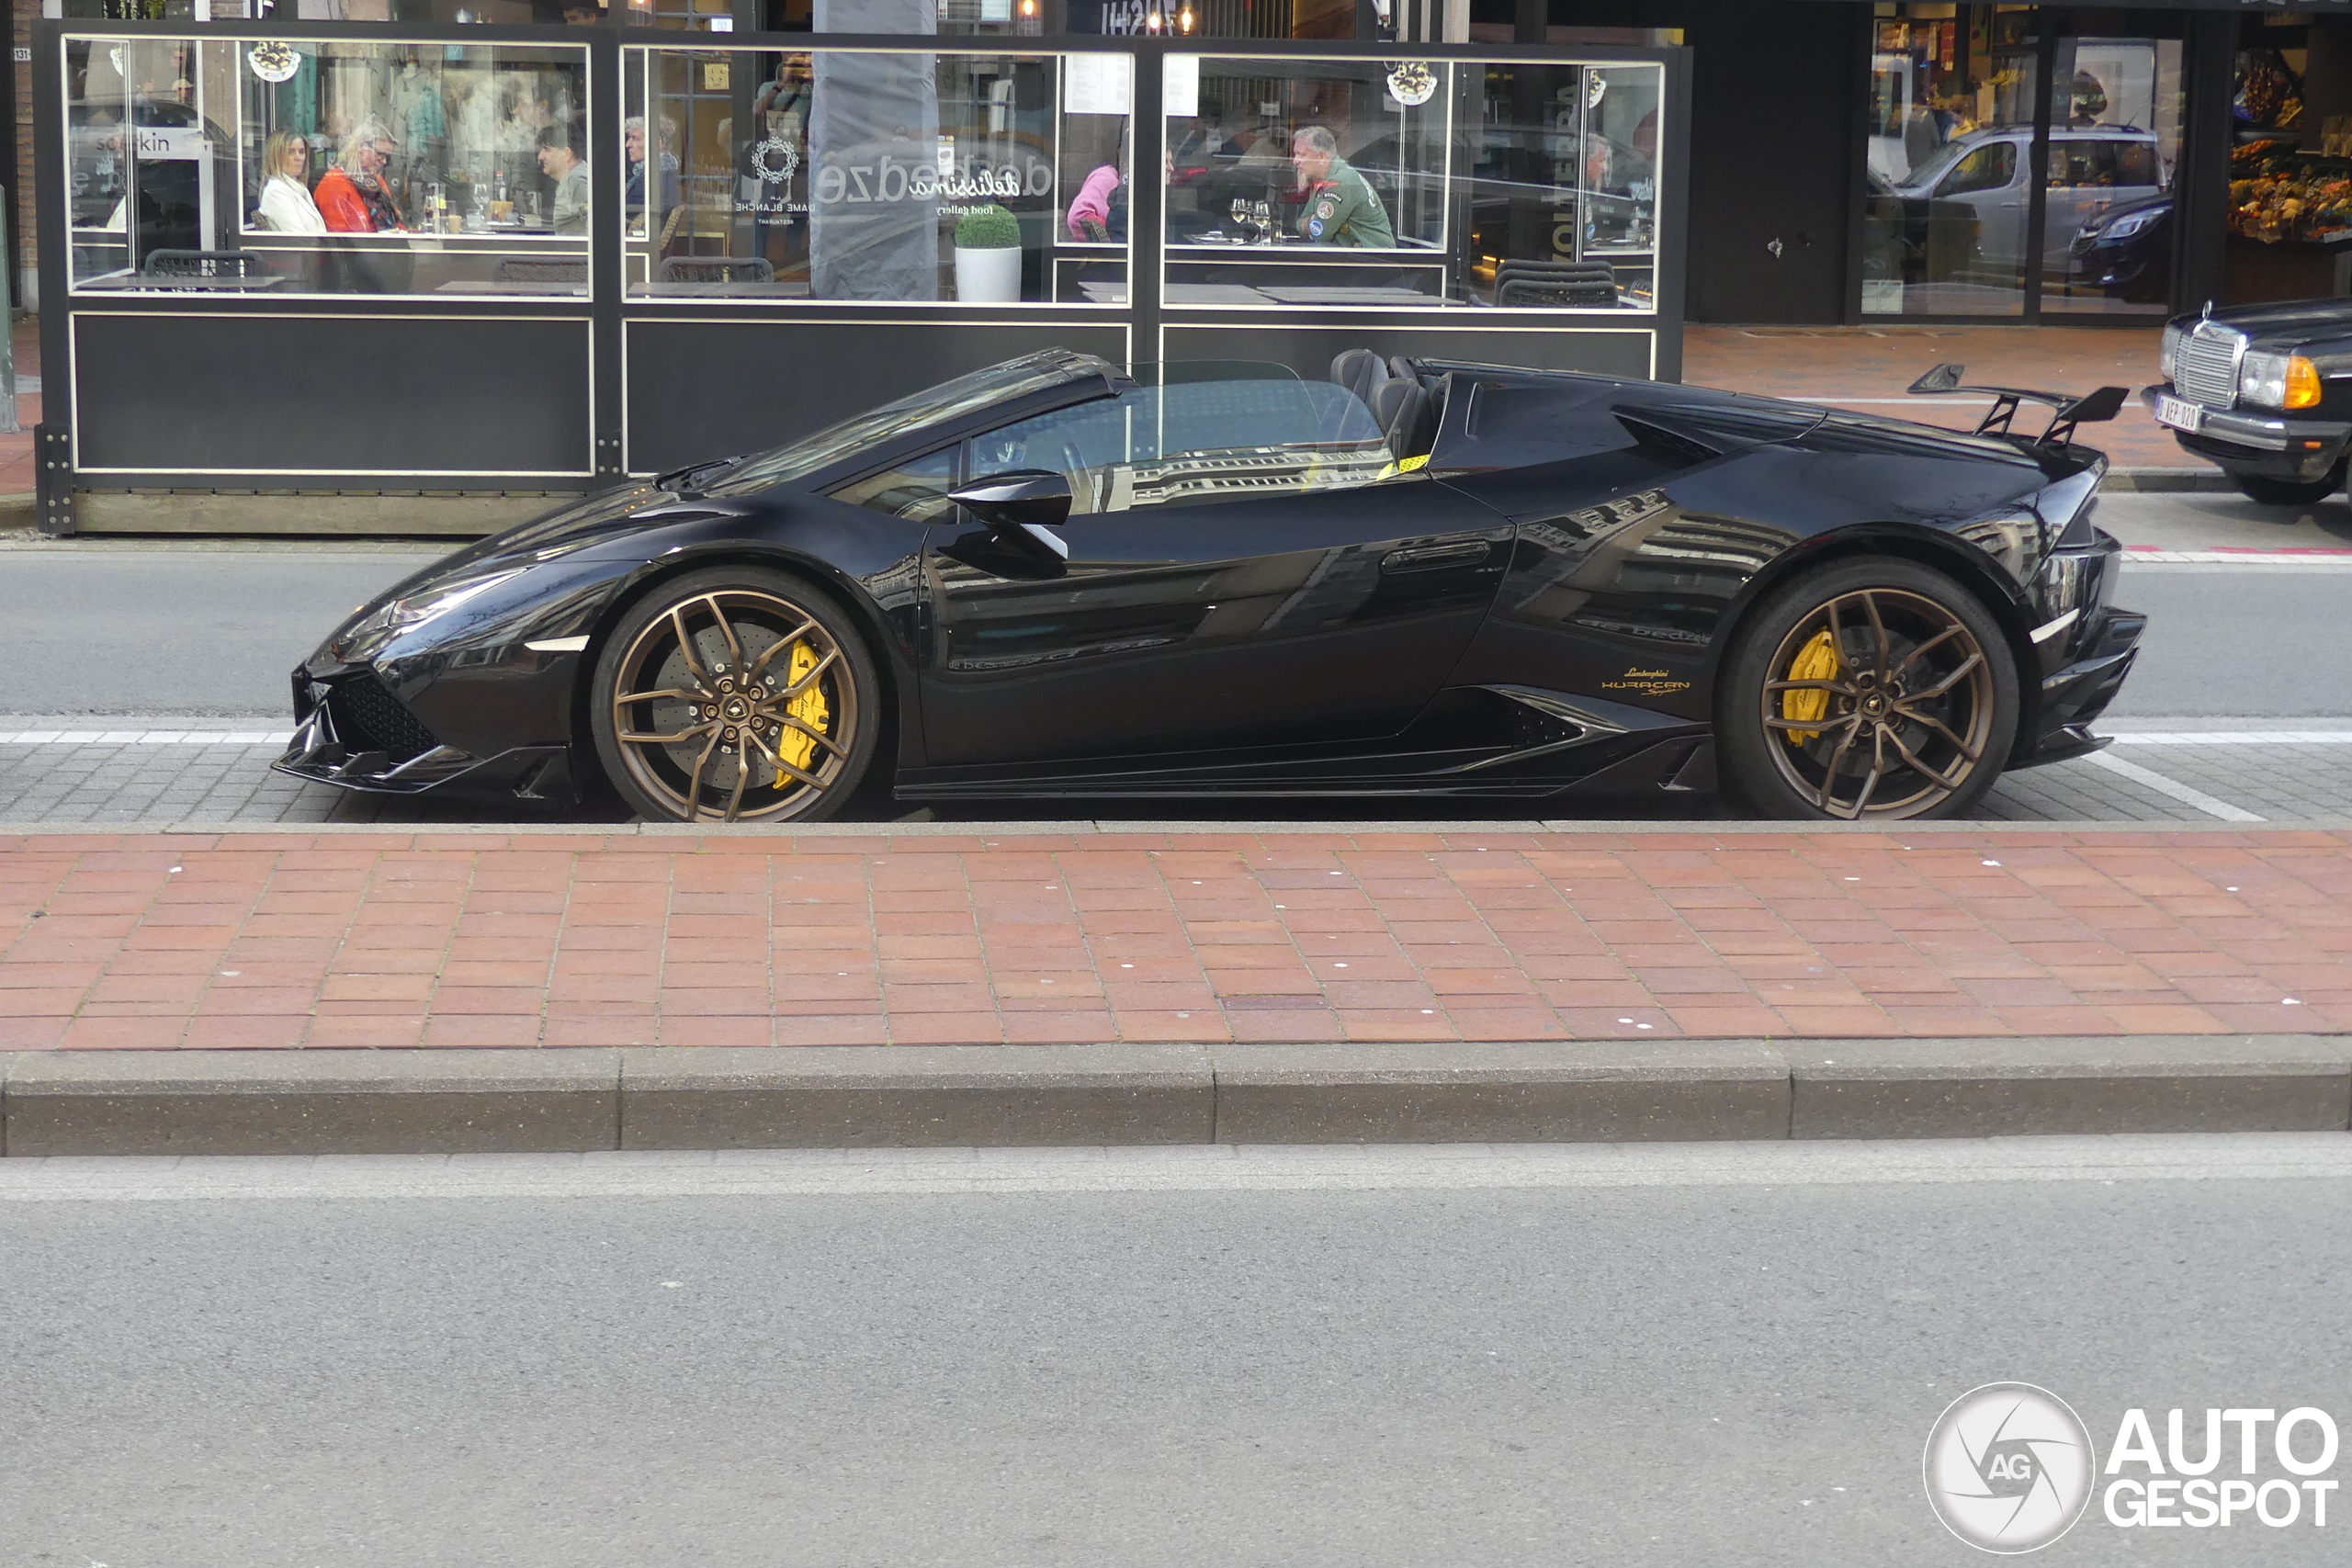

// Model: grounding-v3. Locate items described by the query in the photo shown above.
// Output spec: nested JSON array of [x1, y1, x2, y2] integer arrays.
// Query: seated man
[[539, 125, 589, 236], [1289, 126, 1394, 248]]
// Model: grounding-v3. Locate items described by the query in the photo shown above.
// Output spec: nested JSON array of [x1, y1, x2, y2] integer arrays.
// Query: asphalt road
[[0, 492, 2345, 825], [0, 493, 2340, 720], [2104, 569, 2349, 716], [0, 544, 442, 716], [2, 1136, 2347, 1567]]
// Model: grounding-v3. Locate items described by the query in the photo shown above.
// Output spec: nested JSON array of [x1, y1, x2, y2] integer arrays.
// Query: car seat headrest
[[1329, 347, 1388, 407]]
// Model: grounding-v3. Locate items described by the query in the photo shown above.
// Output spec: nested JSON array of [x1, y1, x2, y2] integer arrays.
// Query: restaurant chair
[[1494, 259, 1620, 308], [492, 255, 589, 287], [656, 255, 776, 284], [139, 249, 269, 288]]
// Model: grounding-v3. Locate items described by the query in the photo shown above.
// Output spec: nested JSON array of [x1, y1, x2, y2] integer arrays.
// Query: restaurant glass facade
[[30, 21, 1684, 528]]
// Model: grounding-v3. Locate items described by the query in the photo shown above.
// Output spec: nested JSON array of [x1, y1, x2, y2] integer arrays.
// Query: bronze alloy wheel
[[601, 581, 864, 823], [1758, 583, 2001, 820]]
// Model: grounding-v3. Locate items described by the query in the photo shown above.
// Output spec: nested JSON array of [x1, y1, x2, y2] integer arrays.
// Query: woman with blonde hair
[[254, 129, 326, 234], [314, 119, 404, 232]]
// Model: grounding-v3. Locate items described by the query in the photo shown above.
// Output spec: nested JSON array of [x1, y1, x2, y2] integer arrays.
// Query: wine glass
[[1251, 199, 1272, 243], [1228, 197, 1249, 243]]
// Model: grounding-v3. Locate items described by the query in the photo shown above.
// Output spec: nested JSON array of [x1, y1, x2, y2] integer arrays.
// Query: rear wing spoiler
[[1906, 363, 2128, 448]]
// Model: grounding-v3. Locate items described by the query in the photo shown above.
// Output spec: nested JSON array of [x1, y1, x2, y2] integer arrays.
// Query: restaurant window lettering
[[624, 47, 1126, 302], [66, 36, 591, 298]]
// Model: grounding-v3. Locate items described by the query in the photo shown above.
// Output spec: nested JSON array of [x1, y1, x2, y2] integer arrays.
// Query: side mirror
[[947, 468, 1072, 558]]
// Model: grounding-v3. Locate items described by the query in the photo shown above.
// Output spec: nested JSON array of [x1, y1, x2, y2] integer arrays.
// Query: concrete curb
[[3, 1038, 2347, 1156], [2103, 468, 2231, 492]]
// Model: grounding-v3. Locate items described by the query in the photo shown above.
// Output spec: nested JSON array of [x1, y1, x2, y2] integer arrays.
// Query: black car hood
[[355, 481, 673, 614], [2206, 299, 2352, 342]]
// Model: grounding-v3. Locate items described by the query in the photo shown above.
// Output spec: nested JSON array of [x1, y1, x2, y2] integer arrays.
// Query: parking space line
[[2112, 732, 2352, 745], [2084, 751, 2265, 822], [0, 731, 294, 746]]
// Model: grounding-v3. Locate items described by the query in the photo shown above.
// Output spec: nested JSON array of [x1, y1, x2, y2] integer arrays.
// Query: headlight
[[2239, 350, 2324, 412], [2099, 208, 2159, 240], [334, 569, 522, 658], [2158, 323, 2181, 385]]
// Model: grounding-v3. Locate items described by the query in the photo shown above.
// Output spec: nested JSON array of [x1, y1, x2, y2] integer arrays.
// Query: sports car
[[277, 348, 2146, 822]]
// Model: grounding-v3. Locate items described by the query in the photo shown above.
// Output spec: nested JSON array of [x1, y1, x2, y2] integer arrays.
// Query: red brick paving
[[1685, 323, 2186, 473], [1, 829, 2347, 1050], [0, 318, 38, 498]]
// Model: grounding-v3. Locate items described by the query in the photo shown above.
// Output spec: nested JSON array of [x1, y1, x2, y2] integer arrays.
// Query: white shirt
[[257, 175, 326, 235]]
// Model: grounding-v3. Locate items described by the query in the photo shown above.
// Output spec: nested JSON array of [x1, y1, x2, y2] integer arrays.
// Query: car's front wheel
[[1720, 559, 2018, 821], [2233, 467, 2343, 507], [589, 566, 881, 823]]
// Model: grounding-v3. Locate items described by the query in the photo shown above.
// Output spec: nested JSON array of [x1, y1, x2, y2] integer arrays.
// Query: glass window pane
[[627, 46, 1125, 304], [1167, 56, 1660, 312], [2044, 38, 2182, 318], [65, 35, 591, 299], [1860, 4, 2037, 319]]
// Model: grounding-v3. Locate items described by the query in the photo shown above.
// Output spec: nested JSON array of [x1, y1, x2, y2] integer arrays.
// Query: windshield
[[1899, 137, 1973, 193], [710, 348, 1115, 495]]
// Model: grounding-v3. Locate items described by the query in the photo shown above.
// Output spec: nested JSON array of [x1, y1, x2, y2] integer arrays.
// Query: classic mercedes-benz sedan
[[278, 348, 2144, 823]]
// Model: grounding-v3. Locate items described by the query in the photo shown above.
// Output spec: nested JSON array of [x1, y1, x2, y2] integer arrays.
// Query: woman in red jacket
[[314, 122, 404, 232]]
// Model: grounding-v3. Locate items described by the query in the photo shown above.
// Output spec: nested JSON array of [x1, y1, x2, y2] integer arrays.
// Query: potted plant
[[953, 204, 1023, 303]]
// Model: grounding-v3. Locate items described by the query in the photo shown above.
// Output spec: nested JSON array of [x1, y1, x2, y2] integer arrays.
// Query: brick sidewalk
[[1685, 323, 2184, 473], [2, 829, 2346, 1052]]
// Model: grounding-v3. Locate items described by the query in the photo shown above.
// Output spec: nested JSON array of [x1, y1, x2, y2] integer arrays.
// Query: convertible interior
[[1329, 347, 1447, 466]]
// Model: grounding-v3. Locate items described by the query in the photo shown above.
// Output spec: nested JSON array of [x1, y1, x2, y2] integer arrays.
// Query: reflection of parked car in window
[[2065, 194, 2170, 303], [1862, 166, 1981, 290], [69, 96, 231, 271], [1890, 125, 2165, 273]]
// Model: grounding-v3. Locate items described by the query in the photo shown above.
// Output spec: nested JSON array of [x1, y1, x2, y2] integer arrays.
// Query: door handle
[[1380, 540, 1492, 574]]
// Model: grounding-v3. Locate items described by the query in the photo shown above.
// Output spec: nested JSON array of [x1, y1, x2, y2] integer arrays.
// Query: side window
[[2050, 141, 2114, 188], [968, 378, 1392, 517], [2113, 141, 2160, 187], [1938, 141, 2016, 197], [831, 446, 957, 521]]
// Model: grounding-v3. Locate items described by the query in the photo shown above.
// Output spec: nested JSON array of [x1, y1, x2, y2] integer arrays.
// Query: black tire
[[1718, 558, 2018, 821], [2233, 468, 2343, 507], [588, 565, 883, 823]]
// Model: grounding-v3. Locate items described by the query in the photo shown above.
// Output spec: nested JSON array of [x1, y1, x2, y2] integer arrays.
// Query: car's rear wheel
[[589, 566, 880, 823], [1720, 559, 2018, 821], [2233, 467, 2343, 507]]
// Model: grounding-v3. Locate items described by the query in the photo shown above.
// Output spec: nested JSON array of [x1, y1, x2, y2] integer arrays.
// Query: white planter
[[954, 244, 1023, 303]]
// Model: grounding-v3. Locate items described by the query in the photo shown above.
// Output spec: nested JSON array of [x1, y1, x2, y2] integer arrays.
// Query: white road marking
[[2111, 732, 2352, 745], [2123, 549, 2352, 567], [2085, 750, 2265, 822], [3, 1134, 2350, 1201], [0, 730, 294, 745]]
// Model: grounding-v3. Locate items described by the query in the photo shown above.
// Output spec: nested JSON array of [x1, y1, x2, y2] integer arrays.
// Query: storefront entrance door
[[1860, 6, 2186, 324]]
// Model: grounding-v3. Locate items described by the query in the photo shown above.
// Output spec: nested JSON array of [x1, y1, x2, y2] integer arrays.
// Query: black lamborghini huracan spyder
[[278, 349, 2144, 822]]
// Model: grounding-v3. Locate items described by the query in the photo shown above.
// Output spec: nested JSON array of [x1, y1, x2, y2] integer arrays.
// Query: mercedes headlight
[[334, 569, 521, 659], [2158, 322, 2181, 385], [2239, 349, 2324, 412]]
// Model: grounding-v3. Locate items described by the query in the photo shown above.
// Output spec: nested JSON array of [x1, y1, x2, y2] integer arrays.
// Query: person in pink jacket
[[1066, 162, 1122, 241]]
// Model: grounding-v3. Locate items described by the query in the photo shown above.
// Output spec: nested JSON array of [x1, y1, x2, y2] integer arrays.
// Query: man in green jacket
[[1289, 126, 1396, 248]]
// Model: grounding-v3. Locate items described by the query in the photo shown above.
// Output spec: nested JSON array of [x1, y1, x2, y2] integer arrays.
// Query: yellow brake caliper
[[774, 639, 831, 778], [1781, 628, 1838, 746]]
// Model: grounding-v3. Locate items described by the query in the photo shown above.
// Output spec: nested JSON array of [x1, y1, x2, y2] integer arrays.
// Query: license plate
[[2154, 394, 2205, 434]]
